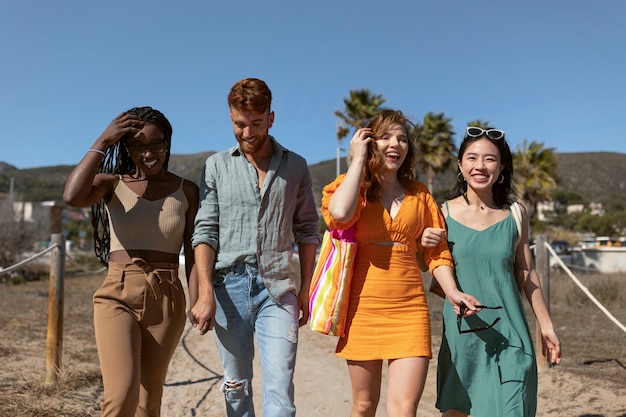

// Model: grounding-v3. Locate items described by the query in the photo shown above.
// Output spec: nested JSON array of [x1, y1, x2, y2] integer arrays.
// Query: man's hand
[[189, 295, 216, 335], [297, 290, 310, 327]]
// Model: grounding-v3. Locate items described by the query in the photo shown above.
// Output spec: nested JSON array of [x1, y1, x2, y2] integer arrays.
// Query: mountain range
[[1, 152, 624, 209]]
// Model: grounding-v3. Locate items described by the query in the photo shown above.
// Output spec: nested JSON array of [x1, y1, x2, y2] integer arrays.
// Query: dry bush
[[0, 365, 102, 417], [428, 269, 626, 388], [543, 271, 626, 386], [0, 201, 46, 268], [0, 271, 103, 417], [561, 274, 620, 306]]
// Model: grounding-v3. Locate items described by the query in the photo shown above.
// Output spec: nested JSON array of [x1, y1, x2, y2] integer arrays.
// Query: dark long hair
[[91, 106, 173, 265], [448, 127, 517, 208], [363, 109, 417, 201]]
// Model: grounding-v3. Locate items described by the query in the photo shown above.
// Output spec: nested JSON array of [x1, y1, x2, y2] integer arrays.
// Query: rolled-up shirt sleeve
[[292, 159, 322, 246], [192, 158, 219, 251]]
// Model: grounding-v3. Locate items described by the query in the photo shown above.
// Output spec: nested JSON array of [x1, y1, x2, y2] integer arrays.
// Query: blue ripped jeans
[[213, 263, 299, 417]]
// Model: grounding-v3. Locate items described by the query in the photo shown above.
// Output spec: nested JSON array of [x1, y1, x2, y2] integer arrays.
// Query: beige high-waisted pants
[[93, 259, 186, 417]]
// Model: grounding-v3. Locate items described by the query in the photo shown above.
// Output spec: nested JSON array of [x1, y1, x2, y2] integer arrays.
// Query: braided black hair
[[91, 106, 173, 265]]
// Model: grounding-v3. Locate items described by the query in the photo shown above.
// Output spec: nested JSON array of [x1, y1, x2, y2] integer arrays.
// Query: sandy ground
[[161, 274, 626, 417], [162, 322, 626, 417], [1, 264, 625, 416]]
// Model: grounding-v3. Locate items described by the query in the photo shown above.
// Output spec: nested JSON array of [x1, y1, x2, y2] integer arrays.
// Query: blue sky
[[1, 1, 625, 170]]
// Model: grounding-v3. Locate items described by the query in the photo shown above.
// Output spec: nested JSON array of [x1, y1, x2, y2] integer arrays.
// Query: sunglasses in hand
[[457, 302, 503, 334]]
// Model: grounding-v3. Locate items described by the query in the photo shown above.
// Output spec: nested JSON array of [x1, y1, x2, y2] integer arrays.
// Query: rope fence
[[543, 241, 626, 334], [0, 243, 59, 276], [1, 233, 625, 387], [0, 234, 67, 386], [65, 251, 107, 274], [0, 244, 106, 278]]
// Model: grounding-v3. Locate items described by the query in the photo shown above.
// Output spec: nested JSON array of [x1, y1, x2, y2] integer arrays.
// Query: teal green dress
[[436, 205, 537, 417]]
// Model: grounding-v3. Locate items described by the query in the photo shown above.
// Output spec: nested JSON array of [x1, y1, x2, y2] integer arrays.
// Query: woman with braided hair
[[63, 107, 199, 417]]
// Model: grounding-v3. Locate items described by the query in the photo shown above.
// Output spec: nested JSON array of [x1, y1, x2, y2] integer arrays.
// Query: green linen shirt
[[191, 136, 320, 300]]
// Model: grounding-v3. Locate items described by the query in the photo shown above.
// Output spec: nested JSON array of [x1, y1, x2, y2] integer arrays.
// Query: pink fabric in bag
[[308, 227, 357, 336]]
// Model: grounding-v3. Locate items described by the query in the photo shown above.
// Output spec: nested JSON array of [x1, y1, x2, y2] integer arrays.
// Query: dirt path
[[161, 270, 626, 416], [162, 321, 442, 417], [162, 320, 626, 417]]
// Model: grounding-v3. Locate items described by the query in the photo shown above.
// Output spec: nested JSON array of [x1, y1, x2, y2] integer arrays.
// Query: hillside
[[554, 152, 626, 208], [0, 152, 214, 202], [0, 151, 625, 208], [309, 152, 626, 208], [0, 162, 17, 175]]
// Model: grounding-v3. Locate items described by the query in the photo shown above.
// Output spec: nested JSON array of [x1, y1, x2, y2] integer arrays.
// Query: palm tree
[[513, 140, 558, 219], [412, 112, 457, 192], [334, 89, 386, 173], [466, 119, 490, 129]]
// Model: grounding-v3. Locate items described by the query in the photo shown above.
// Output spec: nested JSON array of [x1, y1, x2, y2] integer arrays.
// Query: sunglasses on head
[[457, 303, 503, 334], [465, 127, 505, 140]]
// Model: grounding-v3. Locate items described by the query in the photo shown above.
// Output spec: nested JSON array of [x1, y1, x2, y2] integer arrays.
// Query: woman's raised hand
[[96, 112, 143, 148], [348, 127, 373, 164]]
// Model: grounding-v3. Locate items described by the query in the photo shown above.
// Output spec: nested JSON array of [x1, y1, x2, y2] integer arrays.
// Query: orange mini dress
[[321, 175, 453, 360]]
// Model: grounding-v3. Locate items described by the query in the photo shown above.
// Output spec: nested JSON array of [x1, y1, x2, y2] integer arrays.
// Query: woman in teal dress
[[422, 127, 561, 417]]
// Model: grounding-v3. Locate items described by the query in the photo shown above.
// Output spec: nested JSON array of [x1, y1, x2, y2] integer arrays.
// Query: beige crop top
[[106, 177, 188, 255]]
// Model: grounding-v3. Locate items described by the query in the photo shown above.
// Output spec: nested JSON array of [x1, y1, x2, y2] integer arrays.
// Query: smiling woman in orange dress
[[321, 109, 480, 417]]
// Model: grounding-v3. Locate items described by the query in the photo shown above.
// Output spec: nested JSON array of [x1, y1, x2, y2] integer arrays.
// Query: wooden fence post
[[46, 233, 65, 387], [535, 234, 550, 371]]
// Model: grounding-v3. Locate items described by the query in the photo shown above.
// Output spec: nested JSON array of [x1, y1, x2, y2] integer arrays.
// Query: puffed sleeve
[[420, 188, 454, 273], [321, 174, 367, 230]]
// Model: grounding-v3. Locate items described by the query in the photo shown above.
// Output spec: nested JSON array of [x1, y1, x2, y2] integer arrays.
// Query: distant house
[[12, 201, 36, 222], [566, 204, 585, 215], [589, 202, 605, 216], [536, 201, 604, 221], [536, 201, 555, 221], [565, 202, 604, 216], [12, 201, 59, 236]]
